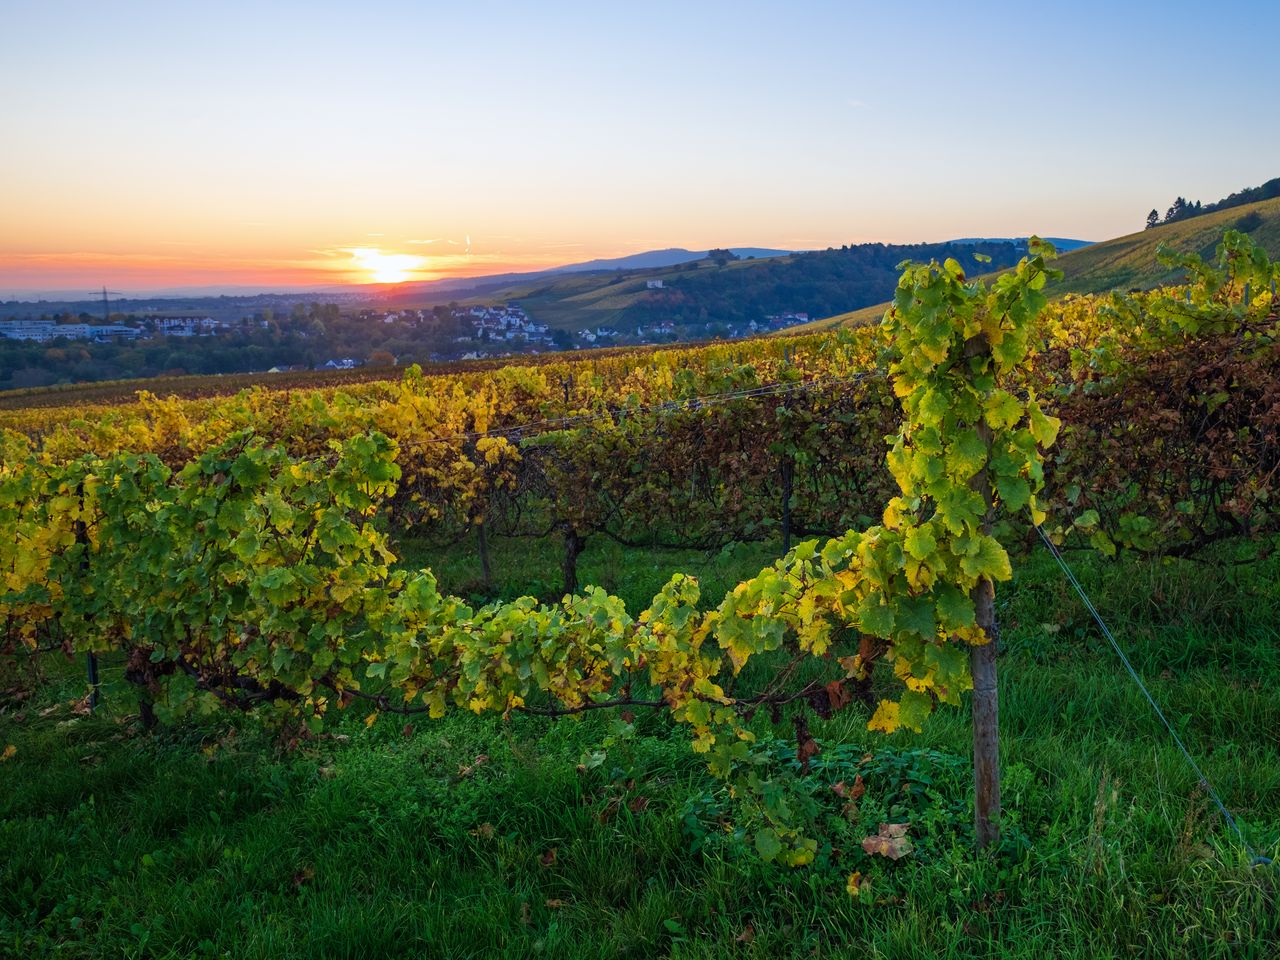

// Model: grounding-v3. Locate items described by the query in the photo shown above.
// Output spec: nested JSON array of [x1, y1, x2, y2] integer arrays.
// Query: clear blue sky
[[2, 0, 1277, 291]]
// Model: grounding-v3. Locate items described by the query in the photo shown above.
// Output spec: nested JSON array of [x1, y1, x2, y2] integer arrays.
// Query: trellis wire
[[392, 369, 882, 453], [1033, 523, 1273, 867]]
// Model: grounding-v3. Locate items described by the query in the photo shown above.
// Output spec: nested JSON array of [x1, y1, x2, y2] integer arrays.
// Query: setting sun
[[350, 247, 424, 284]]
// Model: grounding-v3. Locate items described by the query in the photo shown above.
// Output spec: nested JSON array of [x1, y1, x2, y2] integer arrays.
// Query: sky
[[2, 0, 1278, 296]]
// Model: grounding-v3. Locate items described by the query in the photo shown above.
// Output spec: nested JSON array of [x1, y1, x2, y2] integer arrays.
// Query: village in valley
[[0, 297, 816, 377]]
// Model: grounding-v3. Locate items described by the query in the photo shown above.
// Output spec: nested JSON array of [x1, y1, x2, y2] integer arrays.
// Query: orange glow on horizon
[[348, 248, 425, 285], [0, 244, 575, 294]]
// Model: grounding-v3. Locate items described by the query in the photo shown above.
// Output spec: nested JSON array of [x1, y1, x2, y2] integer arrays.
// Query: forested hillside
[[490, 240, 1032, 332]]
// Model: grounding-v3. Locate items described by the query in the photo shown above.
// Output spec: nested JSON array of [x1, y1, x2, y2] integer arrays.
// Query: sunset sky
[[3, 0, 1277, 296]]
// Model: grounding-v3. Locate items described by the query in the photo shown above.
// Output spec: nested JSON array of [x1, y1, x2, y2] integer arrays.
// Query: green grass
[[2, 535, 1279, 958]]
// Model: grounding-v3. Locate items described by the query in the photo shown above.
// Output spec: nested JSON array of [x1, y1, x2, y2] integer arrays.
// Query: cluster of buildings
[[458, 305, 553, 344], [265, 358, 362, 374], [750, 312, 810, 333], [577, 326, 620, 344], [0, 315, 223, 343], [154, 316, 225, 337], [0, 320, 142, 342], [635, 320, 677, 339]]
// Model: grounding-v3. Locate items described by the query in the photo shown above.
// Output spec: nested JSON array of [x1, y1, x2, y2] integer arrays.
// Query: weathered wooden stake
[[560, 524, 585, 596], [967, 337, 1000, 849], [476, 520, 492, 585], [74, 481, 99, 712], [971, 577, 1000, 848], [780, 455, 794, 554]]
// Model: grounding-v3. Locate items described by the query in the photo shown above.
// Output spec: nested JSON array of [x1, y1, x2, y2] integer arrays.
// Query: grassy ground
[[2, 534, 1278, 958]]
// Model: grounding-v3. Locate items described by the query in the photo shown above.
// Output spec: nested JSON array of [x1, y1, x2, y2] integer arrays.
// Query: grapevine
[[3, 231, 1277, 866]]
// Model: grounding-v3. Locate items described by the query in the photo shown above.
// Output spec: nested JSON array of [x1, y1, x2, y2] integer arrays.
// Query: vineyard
[[2, 233, 1279, 957]]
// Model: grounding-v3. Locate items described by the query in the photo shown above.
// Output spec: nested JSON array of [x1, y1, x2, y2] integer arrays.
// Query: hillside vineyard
[[2, 232, 1277, 865]]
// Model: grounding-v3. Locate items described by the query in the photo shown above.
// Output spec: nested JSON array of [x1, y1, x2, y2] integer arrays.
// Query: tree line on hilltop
[[1145, 176, 1280, 230]]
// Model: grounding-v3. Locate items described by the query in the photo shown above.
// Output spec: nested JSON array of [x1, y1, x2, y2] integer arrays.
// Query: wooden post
[[74, 482, 99, 712], [780, 455, 794, 554], [465, 437, 494, 587], [476, 521, 492, 586], [560, 524, 585, 596], [967, 336, 1000, 849], [971, 575, 1000, 848]]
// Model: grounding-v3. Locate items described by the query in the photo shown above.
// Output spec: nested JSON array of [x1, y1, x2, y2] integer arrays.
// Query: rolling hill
[[1051, 195, 1280, 295], [797, 195, 1280, 333], [463, 240, 1052, 334]]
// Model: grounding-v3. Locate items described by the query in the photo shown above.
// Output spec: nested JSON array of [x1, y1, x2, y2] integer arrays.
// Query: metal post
[[86, 653, 100, 711]]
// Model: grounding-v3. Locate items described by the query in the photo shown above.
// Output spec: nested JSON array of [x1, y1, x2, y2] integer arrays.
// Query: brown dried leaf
[[825, 679, 852, 713], [794, 715, 819, 773], [861, 822, 912, 860], [596, 797, 621, 823]]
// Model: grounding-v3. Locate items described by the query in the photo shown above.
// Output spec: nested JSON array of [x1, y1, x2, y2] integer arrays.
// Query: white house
[[156, 316, 217, 337]]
